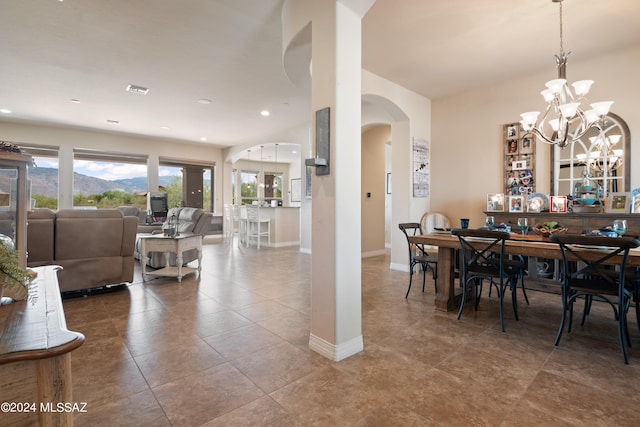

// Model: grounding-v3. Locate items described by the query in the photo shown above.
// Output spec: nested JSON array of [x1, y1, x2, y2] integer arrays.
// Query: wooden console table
[[0, 265, 85, 426], [486, 211, 640, 236], [139, 234, 202, 282]]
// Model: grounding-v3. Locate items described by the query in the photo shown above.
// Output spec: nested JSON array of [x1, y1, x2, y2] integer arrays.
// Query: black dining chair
[[398, 223, 438, 298], [550, 234, 640, 364], [452, 228, 524, 332]]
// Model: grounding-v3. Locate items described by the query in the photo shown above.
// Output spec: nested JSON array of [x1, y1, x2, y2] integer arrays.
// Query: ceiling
[[1, 0, 639, 164]]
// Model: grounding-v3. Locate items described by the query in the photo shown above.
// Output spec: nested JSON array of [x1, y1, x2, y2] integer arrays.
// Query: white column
[[308, 0, 375, 361], [147, 155, 160, 192], [57, 146, 73, 209]]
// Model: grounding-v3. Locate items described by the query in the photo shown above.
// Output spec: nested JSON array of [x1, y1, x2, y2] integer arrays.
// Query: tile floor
[[59, 238, 640, 426]]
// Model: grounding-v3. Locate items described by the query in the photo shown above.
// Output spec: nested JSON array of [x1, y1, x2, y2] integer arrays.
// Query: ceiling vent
[[126, 84, 149, 95]]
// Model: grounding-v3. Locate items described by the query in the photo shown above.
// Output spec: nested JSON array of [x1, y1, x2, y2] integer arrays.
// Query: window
[[20, 145, 59, 210], [73, 150, 147, 209], [240, 170, 258, 205], [159, 160, 215, 212], [159, 165, 183, 209], [231, 169, 237, 205]]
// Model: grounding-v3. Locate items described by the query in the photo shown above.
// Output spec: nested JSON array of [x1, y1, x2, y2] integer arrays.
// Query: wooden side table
[[139, 234, 202, 282], [0, 265, 85, 426]]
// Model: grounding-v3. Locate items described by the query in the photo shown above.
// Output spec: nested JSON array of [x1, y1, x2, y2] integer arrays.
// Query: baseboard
[[309, 333, 363, 361], [361, 249, 386, 258], [389, 262, 409, 272], [271, 241, 301, 248]]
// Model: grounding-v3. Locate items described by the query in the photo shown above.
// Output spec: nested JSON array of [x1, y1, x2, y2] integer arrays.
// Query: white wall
[[431, 44, 640, 229]]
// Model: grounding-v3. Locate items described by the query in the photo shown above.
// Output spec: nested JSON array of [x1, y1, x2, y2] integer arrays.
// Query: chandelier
[[246, 149, 252, 190], [519, 0, 613, 149], [273, 143, 279, 189], [577, 126, 623, 175]]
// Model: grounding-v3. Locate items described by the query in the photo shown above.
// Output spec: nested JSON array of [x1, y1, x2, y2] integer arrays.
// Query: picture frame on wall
[[290, 178, 301, 203], [503, 121, 535, 197], [550, 195, 567, 213], [512, 160, 527, 171], [487, 193, 505, 212], [607, 192, 630, 213], [508, 195, 524, 213], [631, 188, 640, 213], [520, 135, 534, 154], [505, 123, 519, 141]]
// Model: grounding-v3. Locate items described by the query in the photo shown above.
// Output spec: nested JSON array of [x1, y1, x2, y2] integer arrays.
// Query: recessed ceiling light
[[260, 110, 270, 117], [197, 99, 212, 105], [125, 84, 149, 95], [70, 99, 80, 103], [160, 126, 171, 130], [0, 109, 12, 114], [106, 119, 120, 124], [200, 137, 207, 142]]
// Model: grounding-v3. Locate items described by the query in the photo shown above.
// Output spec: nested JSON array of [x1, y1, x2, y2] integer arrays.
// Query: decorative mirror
[[551, 112, 630, 197]]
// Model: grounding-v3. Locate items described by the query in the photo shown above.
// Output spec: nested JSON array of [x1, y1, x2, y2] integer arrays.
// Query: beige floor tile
[[134, 338, 226, 387], [153, 362, 265, 426], [198, 395, 298, 427], [232, 342, 327, 393], [74, 390, 170, 427], [203, 323, 285, 360]]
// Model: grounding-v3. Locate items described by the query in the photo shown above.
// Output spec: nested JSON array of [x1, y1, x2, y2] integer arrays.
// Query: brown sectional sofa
[[27, 209, 138, 293]]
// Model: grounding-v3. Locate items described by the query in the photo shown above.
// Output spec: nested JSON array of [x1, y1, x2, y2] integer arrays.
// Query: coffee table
[[139, 234, 202, 282]]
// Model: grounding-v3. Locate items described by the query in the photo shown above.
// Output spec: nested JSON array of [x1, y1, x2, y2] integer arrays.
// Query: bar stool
[[223, 204, 233, 239], [245, 205, 270, 248], [231, 204, 246, 247]]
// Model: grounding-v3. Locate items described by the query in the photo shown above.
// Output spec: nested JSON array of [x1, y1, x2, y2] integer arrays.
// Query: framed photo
[[487, 193, 505, 212], [631, 188, 640, 213], [512, 160, 527, 170], [550, 196, 567, 213], [505, 123, 519, 141], [520, 136, 534, 154], [508, 195, 524, 213], [290, 178, 301, 203], [607, 192, 630, 213]]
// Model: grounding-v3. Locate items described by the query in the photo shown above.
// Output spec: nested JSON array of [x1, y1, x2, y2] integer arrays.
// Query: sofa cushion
[[177, 207, 204, 232], [162, 207, 204, 233], [116, 206, 145, 223], [55, 209, 126, 260]]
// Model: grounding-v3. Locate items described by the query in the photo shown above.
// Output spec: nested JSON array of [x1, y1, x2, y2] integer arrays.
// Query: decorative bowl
[[533, 225, 568, 237], [577, 198, 597, 205]]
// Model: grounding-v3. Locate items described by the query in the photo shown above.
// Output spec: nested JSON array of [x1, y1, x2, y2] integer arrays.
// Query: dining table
[[409, 231, 640, 312]]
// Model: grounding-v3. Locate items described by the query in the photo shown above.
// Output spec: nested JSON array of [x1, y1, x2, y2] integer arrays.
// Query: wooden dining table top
[[409, 231, 640, 267]]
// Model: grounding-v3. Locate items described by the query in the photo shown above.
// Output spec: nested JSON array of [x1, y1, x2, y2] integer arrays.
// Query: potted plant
[[0, 242, 31, 300]]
